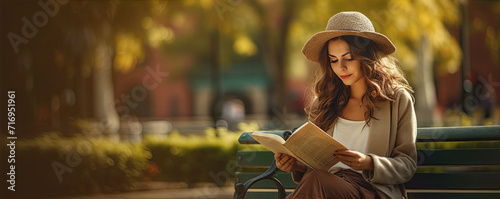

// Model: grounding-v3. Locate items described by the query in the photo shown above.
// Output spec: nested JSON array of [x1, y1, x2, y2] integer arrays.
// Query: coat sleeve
[[363, 90, 417, 185]]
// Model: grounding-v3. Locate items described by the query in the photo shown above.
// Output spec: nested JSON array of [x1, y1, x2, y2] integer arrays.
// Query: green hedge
[[11, 133, 150, 198], [143, 127, 266, 186]]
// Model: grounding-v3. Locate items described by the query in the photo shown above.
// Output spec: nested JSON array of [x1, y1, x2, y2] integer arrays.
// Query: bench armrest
[[234, 131, 292, 199], [234, 160, 287, 199]]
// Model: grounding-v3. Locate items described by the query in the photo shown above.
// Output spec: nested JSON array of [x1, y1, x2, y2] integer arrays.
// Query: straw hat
[[302, 11, 396, 63]]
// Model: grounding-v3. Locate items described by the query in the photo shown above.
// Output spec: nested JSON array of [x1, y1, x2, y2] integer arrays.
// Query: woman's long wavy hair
[[305, 35, 413, 131]]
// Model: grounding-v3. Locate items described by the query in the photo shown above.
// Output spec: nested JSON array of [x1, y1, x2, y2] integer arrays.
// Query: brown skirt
[[287, 169, 380, 199]]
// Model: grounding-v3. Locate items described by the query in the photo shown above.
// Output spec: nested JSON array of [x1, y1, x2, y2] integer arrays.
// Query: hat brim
[[302, 30, 396, 63]]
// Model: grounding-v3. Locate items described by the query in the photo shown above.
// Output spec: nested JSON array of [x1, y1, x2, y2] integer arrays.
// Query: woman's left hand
[[334, 149, 374, 171]]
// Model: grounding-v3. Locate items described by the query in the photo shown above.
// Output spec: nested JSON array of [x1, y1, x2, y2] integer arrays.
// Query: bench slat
[[238, 126, 500, 144], [237, 151, 274, 167], [235, 172, 297, 189], [406, 172, 500, 190], [416, 126, 500, 142], [417, 148, 500, 166], [407, 193, 500, 199], [236, 172, 500, 198], [237, 171, 500, 190], [237, 191, 500, 199], [238, 131, 290, 144], [238, 149, 500, 168]]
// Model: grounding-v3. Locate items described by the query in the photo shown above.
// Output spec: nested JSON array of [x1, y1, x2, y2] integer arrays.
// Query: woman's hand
[[274, 153, 306, 173], [334, 149, 374, 171]]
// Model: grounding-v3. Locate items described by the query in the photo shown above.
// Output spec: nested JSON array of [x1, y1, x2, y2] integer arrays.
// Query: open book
[[250, 121, 347, 171]]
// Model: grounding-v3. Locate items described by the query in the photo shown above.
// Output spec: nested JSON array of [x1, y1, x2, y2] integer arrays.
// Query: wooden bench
[[234, 126, 500, 199]]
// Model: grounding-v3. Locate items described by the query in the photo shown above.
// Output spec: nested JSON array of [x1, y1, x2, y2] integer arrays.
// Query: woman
[[274, 11, 417, 199]]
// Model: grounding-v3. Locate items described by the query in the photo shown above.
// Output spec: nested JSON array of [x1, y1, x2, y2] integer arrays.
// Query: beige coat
[[293, 89, 417, 199]]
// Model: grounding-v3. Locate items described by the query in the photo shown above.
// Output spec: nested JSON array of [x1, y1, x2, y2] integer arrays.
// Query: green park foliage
[[13, 132, 150, 197], [143, 124, 267, 186]]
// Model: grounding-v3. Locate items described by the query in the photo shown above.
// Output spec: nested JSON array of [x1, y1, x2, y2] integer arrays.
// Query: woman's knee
[[291, 170, 360, 198], [306, 170, 331, 177]]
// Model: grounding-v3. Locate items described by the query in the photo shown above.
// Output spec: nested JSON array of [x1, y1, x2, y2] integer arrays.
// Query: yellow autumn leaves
[[113, 0, 465, 77], [114, 33, 144, 73], [233, 33, 258, 56], [114, 16, 175, 73]]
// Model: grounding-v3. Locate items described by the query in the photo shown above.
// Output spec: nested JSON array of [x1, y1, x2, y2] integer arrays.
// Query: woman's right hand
[[274, 153, 306, 173]]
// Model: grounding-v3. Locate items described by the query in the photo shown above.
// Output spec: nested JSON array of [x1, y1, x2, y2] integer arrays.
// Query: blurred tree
[[489, 1, 500, 65], [248, 0, 296, 118], [380, 0, 461, 126], [46, 1, 156, 139]]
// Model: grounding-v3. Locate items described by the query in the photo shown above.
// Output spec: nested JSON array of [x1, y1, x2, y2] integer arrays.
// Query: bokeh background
[[1, 0, 499, 198]]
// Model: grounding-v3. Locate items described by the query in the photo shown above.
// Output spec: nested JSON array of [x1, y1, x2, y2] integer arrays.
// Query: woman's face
[[327, 39, 364, 86]]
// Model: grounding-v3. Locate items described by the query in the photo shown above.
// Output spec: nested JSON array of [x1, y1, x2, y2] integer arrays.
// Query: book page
[[284, 122, 347, 171], [250, 132, 314, 168], [250, 132, 293, 155]]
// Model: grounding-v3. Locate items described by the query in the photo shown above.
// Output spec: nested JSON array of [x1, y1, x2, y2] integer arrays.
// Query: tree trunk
[[92, 37, 120, 142], [415, 35, 437, 127], [250, 1, 294, 128]]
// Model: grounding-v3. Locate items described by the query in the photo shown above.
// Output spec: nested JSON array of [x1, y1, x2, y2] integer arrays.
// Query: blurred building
[[113, 60, 275, 132], [435, 0, 500, 125]]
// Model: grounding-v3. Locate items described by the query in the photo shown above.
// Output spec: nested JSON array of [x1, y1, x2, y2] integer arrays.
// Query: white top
[[328, 117, 370, 174]]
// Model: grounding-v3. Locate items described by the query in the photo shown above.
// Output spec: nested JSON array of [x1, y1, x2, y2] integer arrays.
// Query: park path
[[53, 187, 234, 199]]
